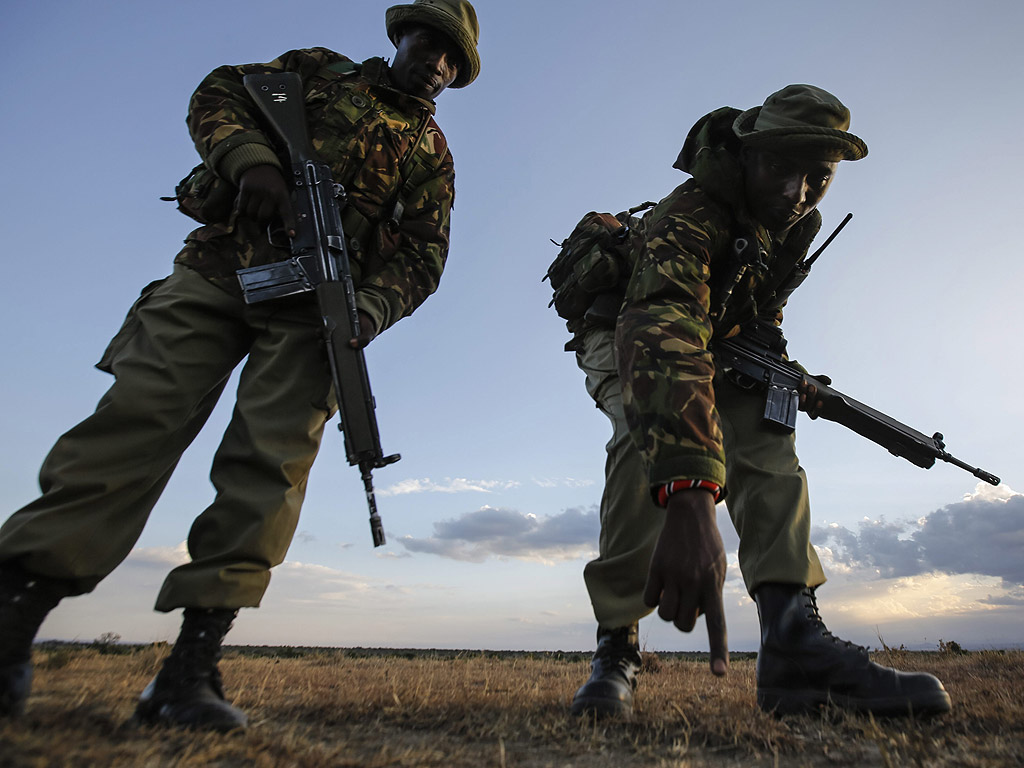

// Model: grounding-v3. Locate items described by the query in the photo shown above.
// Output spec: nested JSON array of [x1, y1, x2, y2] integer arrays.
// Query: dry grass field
[[1, 643, 1021, 767]]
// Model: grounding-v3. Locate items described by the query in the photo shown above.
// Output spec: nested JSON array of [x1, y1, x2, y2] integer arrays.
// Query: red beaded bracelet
[[657, 479, 723, 507]]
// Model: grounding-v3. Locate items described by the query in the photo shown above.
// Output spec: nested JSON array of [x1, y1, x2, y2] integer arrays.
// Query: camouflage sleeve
[[187, 48, 349, 184], [354, 151, 455, 334], [615, 203, 728, 489]]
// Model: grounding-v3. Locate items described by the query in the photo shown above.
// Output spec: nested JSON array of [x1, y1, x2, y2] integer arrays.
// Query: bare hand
[[235, 164, 297, 235], [643, 489, 729, 676], [349, 310, 377, 349], [798, 375, 831, 419]]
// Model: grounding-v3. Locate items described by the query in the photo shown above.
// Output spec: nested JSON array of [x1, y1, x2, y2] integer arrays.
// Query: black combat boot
[[570, 623, 642, 717], [134, 608, 248, 732], [0, 563, 68, 717], [755, 583, 951, 716]]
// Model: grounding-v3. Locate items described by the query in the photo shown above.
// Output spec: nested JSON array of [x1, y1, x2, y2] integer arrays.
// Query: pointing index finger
[[703, 587, 729, 676]]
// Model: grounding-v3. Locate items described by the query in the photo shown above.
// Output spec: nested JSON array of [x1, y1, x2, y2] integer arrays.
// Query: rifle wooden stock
[[237, 72, 399, 546]]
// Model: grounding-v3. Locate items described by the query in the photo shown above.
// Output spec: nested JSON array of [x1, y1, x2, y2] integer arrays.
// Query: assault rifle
[[235, 72, 399, 546], [714, 321, 999, 486]]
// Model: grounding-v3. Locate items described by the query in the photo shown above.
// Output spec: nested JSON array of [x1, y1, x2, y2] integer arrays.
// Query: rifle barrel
[[939, 451, 1000, 486]]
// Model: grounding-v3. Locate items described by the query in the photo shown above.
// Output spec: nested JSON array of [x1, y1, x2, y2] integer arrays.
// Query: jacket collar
[[361, 56, 438, 116]]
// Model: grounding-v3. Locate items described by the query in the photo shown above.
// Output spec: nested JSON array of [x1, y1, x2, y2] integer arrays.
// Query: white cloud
[[377, 477, 521, 496], [127, 541, 190, 568], [532, 477, 596, 489], [964, 482, 1017, 503]]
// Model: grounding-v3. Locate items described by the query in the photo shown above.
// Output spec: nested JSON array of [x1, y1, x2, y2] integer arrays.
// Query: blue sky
[[1, 0, 1022, 653]]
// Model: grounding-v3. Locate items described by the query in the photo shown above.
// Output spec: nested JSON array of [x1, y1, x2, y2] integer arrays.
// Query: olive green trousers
[[574, 327, 825, 630], [0, 265, 333, 611]]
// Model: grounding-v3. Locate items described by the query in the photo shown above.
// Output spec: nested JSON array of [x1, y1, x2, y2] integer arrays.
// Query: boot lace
[[802, 588, 868, 657], [158, 608, 236, 694], [595, 625, 642, 668]]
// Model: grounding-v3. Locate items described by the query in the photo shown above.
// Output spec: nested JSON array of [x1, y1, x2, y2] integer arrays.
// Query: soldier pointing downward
[[564, 85, 953, 718], [0, 0, 480, 731]]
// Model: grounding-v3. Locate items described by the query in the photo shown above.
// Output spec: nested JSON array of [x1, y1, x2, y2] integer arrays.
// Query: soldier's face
[[743, 149, 837, 234], [390, 25, 462, 100]]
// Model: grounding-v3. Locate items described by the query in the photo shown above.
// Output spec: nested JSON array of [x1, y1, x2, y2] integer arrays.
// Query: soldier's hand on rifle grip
[[644, 488, 729, 676], [799, 375, 830, 419], [236, 164, 298, 237], [349, 310, 377, 349]]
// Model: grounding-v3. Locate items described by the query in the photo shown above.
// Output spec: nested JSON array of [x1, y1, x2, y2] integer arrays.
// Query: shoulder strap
[[323, 60, 361, 77], [756, 211, 823, 313], [388, 114, 449, 227]]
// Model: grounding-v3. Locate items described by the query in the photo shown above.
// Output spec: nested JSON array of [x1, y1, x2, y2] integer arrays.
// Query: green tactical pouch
[[161, 163, 236, 225], [543, 205, 653, 323], [544, 211, 629, 322]]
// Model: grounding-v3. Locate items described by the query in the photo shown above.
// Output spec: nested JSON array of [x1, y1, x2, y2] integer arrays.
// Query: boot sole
[[570, 694, 633, 718], [758, 686, 952, 717], [134, 699, 248, 732]]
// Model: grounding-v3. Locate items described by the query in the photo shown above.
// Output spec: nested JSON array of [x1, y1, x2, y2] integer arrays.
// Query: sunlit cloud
[[400, 505, 599, 564], [812, 483, 1024, 589], [813, 570, 1008, 622], [798, 484, 1024, 647], [375, 549, 413, 559], [125, 541, 189, 568], [378, 477, 521, 496]]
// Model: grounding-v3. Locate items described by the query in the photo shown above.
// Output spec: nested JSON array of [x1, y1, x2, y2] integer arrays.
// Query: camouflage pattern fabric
[[616, 109, 821, 491], [174, 48, 455, 335]]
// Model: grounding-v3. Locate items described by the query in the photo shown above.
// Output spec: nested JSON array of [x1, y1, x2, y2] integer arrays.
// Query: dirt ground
[[2, 644, 1021, 767]]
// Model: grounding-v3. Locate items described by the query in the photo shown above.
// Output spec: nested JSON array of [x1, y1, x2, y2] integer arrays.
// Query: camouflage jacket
[[616, 107, 822, 490], [173, 47, 455, 335]]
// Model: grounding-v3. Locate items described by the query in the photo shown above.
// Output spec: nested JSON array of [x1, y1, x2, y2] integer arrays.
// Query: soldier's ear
[[390, 23, 406, 47]]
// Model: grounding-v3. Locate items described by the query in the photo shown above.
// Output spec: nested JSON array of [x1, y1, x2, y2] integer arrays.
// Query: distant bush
[[939, 639, 967, 655], [91, 632, 129, 655]]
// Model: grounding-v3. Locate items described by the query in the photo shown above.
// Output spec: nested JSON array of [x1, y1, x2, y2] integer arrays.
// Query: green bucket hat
[[733, 84, 868, 161], [386, 0, 481, 88]]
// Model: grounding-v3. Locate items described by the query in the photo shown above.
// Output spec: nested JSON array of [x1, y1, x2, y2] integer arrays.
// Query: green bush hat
[[733, 84, 868, 161], [386, 0, 481, 88]]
